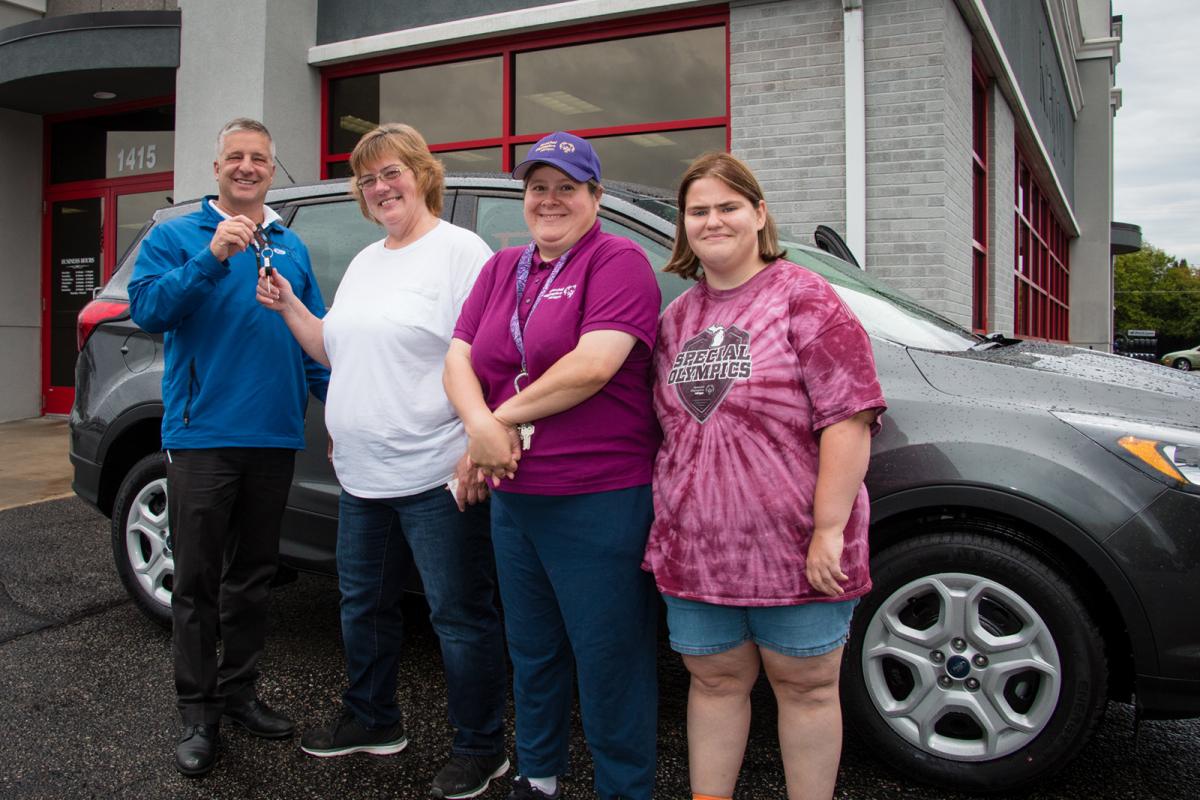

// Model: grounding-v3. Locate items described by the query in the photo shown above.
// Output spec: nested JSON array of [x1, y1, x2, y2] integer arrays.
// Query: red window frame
[[971, 58, 988, 333], [1013, 149, 1070, 342], [318, 5, 730, 177]]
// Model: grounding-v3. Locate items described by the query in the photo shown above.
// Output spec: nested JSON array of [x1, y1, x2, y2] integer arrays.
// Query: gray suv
[[70, 176, 1200, 794]]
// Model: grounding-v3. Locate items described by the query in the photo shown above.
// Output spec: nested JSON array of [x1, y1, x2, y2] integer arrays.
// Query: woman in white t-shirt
[[256, 124, 510, 800]]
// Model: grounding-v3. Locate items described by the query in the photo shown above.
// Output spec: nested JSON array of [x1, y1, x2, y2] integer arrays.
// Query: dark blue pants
[[491, 486, 658, 800], [336, 487, 506, 756]]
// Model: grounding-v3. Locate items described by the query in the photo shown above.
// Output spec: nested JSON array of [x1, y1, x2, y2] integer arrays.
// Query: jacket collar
[[202, 195, 283, 230]]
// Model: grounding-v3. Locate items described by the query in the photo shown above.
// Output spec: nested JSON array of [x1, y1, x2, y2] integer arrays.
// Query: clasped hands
[[465, 412, 522, 488]]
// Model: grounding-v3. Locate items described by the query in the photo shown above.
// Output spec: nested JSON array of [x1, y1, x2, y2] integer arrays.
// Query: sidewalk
[[0, 416, 73, 511]]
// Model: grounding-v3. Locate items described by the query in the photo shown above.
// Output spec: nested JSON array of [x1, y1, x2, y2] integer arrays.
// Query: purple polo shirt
[[453, 221, 662, 495]]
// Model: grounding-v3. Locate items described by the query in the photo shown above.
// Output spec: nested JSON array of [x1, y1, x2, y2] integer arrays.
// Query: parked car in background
[[71, 176, 1200, 795], [1162, 343, 1199, 371]]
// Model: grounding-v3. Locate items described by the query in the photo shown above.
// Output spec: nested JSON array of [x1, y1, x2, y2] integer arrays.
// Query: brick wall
[[863, 0, 974, 326], [730, 0, 846, 244]]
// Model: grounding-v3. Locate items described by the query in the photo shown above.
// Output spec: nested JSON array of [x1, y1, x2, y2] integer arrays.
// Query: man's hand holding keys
[[209, 214, 259, 262]]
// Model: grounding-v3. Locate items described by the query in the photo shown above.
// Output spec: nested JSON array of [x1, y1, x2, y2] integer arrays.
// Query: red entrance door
[[42, 176, 173, 414]]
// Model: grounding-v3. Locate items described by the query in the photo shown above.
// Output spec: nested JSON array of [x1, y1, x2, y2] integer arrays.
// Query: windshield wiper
[[969, 332, 1023, 351]]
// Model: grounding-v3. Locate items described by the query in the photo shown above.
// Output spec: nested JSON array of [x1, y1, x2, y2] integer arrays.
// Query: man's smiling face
[[213, 130, 275, 213]]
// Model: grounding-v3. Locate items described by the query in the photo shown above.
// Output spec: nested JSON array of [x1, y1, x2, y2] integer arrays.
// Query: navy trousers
[[491, 485, 658, 800]]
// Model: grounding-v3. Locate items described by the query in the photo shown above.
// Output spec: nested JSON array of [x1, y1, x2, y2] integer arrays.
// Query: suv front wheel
[[842, 524, 1108, 793], [111, 452, 173, 628]]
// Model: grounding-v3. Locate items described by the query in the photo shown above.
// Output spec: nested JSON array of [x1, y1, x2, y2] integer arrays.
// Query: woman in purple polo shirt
[[444, 131, 661, 800]]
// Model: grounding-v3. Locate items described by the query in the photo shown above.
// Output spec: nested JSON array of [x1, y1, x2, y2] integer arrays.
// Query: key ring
[[514, 372, 530, 393]]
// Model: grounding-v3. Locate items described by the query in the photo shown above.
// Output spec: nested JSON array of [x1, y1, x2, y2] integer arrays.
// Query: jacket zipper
[[183, 359, 197, 427]]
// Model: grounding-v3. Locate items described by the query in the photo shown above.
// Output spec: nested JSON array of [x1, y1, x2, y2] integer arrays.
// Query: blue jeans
[[337, 487, 506, 756], [491, 486, 657, 800]]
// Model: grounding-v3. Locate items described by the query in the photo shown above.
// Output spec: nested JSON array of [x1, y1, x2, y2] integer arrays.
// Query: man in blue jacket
[[129, 117, 329, 777]]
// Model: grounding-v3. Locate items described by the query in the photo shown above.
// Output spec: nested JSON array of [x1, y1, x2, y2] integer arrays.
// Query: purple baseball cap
[[513, 131, 602, 183]]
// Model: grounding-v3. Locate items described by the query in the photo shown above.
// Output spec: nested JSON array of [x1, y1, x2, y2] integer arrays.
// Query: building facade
[[0, 0, 1130, 420]]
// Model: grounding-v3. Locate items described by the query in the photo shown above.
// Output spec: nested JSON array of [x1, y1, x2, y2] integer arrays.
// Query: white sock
[[527, 775, 558, 794]]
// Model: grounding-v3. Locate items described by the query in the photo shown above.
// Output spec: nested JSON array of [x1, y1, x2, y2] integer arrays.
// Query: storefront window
[[514, 28, 724, 133], [322, 12, 729, 190], [1013, 150, 1069, 341], [328, 57, 502, 154], [514, 127, 726, 189]]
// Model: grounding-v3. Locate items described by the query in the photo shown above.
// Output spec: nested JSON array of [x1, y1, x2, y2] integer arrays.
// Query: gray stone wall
[[0, 108, 43, 421], [987, 83, 1015, 334], [174, 0, 319, 203], [863, 0, 973, 327], [316, 0, 560, 45], [46, 0, 177, 14], [941, 0, 973, 325], [1069, 56, 1115, 350], [0, 3, 40, 27], [981, 0, 1073, 204], [729, 0, 846, 245]]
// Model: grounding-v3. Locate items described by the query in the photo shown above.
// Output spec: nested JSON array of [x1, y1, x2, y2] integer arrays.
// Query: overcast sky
[[1111, 0, 1199, 265]]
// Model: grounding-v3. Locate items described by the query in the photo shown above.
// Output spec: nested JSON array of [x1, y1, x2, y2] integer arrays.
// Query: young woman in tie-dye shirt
[[643, 153, 885, 800]]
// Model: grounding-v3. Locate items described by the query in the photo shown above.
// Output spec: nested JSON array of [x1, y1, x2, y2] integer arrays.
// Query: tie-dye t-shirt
[[643, 259, 886, 606]]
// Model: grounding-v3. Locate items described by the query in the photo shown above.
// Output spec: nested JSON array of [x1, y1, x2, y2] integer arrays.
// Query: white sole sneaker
[[300, 736, 408, 758], [433, 755, 511, 799]]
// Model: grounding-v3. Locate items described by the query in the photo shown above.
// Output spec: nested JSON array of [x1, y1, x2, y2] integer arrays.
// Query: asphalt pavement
[[1, 496, 1197, 799]]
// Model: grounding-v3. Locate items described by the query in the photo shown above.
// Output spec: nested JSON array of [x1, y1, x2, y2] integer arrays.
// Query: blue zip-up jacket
[[129, 197, 330, 450]]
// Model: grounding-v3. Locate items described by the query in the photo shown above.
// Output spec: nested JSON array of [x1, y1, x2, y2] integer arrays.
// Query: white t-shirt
[[322, 220, 491, 498]]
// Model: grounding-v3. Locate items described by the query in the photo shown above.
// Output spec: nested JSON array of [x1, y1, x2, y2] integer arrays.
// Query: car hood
[[908, 341, 1200, 426]]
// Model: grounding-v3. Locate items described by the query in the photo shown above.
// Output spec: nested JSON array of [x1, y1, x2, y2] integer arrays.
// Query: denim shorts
[[662, 594, 859, 658]]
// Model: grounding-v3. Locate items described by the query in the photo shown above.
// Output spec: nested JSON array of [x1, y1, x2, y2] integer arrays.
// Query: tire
[[842, 523, 1108, 794], [1173, 358, 1192, 371], [111, 452, 173, 628]]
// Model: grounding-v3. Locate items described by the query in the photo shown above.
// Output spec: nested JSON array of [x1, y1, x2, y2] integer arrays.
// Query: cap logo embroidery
[[534, 141, 559, 153], [559, 142, 576, 153]]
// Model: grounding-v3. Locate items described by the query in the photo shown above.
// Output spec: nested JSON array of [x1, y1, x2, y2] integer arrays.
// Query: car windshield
[[784, 242, 981, 351]]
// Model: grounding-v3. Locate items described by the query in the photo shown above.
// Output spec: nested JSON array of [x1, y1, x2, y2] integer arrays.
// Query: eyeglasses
[[355, 164, 408, 192]]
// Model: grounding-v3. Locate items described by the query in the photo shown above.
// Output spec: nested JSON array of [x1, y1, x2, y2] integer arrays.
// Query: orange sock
[[693, 795, 732, 800]]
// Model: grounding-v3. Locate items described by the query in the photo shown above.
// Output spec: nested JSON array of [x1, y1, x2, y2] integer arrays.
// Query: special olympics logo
[[559, 142, 576, 153]]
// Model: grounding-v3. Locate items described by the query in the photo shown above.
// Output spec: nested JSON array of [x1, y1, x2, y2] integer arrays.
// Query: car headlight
[[1054, 411, 1200, 493]]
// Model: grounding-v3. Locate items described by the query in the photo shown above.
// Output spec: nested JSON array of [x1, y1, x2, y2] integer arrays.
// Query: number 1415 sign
[[105, 131, 175, 179]]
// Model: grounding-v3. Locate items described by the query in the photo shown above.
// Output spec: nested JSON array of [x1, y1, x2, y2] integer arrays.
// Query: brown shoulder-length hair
[[348, 123, 445, 221], [664, 152, 785, 280]]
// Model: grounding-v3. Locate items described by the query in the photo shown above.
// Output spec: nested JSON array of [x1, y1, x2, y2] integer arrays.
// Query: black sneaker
[[506, 775, 561, 800], [299, 709, 407, 757], [431, 752, 510, 799]]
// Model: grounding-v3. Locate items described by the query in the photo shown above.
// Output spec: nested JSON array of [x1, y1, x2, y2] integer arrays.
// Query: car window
[[474, 195, 688, 309], [287, 200, 385, 303], [785, 242, 979, 351]]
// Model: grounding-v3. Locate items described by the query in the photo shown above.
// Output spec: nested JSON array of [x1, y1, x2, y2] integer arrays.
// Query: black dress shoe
[[222, 697, 295, 739], [175, 723, 219, 777]]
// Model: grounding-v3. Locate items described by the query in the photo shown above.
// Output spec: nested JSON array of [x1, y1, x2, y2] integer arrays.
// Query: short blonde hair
[[348, 123, 444, 221], [664, 152, 785, 280]]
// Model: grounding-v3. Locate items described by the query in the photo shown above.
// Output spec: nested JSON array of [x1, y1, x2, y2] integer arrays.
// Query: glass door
[[42, 179, 173, 414], [43, 194, 104, 414]]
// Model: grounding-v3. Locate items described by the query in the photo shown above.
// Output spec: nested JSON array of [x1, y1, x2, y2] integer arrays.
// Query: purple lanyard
[[509, 241, 574, 384]]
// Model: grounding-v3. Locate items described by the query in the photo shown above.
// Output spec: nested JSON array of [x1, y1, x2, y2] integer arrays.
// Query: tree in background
[[1114, 243, 1200, 352]]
